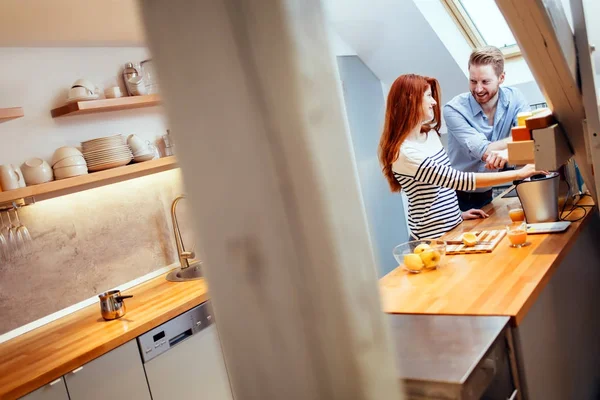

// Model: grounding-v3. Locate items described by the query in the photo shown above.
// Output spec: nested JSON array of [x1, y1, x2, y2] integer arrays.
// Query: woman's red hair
[[378, 74, 442, 192]]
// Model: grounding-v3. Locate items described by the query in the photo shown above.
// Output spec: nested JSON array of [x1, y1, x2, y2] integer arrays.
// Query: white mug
[[104, 86, 123, 99], [127, 134, 149, 154], [0, 164, 25, 191]]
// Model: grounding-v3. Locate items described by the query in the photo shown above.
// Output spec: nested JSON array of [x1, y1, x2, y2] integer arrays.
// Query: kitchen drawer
[[64, 339, 151, 400], [19, 377, 69, 400]]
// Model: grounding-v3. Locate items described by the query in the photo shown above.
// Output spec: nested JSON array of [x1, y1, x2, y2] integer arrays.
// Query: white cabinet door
[[144, 325, 233, 400], [19, 377, 70, 400], [64, 339, 151, 400]]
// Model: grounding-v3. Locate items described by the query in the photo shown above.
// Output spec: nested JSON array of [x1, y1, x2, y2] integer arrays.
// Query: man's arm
[[444, 104, 491, 162], [485, 89, 532, 169], [486, 137, 511, 153]]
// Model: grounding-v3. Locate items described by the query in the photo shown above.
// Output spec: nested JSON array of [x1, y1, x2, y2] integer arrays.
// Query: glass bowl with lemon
[[392, 239, 447, 273]]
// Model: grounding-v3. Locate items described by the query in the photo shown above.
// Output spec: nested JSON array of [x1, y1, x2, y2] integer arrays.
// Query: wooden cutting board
[[446, 230, 507, 255]]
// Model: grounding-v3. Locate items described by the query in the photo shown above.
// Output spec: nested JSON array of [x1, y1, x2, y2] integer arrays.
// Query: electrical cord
[[559, 180, 589, 222]]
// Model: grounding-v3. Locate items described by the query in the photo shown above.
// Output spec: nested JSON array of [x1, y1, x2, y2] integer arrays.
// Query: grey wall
[[337, 55, 409, 277]]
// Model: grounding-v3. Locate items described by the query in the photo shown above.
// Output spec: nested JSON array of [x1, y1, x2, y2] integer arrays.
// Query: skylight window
[[441, 0, 520, 58]]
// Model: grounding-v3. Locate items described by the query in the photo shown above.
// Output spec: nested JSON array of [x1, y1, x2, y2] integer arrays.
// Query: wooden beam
[[496, 0, 597, 202], [140, 1, 403, 399], [570, 0, 600, 200]]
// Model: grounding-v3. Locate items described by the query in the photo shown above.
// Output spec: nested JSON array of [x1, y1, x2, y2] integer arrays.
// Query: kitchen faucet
[[171, 195, 195, 269]]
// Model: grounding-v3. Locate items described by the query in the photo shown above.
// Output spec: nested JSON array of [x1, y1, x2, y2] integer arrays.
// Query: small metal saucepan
[[98, 290, 133, 320]]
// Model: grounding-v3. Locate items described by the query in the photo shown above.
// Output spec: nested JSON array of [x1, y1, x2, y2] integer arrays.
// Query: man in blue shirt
[[444, 46, 530, 210]]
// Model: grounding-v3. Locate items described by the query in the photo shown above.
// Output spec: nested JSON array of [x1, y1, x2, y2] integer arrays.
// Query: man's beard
[[472, 86, 499, 105]]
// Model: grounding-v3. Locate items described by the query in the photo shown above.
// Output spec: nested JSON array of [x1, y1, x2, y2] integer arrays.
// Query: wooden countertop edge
[[0, 274, 209, 399]]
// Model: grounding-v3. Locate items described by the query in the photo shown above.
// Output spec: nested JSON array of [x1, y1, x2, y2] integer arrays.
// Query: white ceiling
[[323, 0, 468, 106]]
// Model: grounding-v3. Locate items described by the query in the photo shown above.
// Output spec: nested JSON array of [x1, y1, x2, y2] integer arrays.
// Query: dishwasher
[[137, 301, 233, 400]]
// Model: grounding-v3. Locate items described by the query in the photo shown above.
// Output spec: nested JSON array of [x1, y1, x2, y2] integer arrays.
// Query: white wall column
[[139, 0, 403, 399]]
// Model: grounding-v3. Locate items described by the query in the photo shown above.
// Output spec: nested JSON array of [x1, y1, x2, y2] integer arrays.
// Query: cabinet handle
[[71, 366, 83, 374], [49, 378, 62, 386]]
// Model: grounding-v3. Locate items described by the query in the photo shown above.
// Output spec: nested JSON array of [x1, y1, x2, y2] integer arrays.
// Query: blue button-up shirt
[[444, 86, 530, 191]]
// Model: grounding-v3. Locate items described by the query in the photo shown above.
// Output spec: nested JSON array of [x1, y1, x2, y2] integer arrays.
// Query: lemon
[[414, 243, 431, 254], [403, 253, 424, 272], [462, 232, 478, 247], [420, 249, 441, 269]]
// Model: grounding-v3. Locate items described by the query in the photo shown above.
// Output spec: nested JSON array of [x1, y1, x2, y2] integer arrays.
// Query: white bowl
[[104, 86, 123, 99], [53, 155, 87, 168], [52, 147, 83, 166], [53, 165, 88, 180], [21, 158, 54, 185]]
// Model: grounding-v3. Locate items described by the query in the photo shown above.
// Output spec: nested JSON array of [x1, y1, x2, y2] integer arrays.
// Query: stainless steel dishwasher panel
[[138, 301, 233, 400]]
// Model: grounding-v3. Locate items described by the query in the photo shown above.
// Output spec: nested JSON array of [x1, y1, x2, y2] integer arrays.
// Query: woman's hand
[[516, 164, 549, 180], [462, 209, 489, 220]]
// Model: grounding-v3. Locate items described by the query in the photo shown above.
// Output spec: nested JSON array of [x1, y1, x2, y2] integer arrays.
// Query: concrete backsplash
[[0, 168, 197, 334]]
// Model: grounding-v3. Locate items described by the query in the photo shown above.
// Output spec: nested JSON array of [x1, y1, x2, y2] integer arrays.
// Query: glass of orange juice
[[507, 205, 525, 222], [506, 222, 530, 248]]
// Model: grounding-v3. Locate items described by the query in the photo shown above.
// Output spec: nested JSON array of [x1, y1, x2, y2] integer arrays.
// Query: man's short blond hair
[[468, 46, 504, 77]]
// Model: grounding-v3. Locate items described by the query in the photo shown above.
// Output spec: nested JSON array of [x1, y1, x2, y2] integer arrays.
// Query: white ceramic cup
[[68, 86, 90, 99], [127, 134, 149, 154], [21, 158, 54, 185], [72, 79, 96, 94], [0, 164, 25, 191], [104, 86, 123, 99]]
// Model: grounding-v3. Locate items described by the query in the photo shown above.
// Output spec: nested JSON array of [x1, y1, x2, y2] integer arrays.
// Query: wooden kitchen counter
[[380, 192, 596, 326], [0, 273, 208, 399]]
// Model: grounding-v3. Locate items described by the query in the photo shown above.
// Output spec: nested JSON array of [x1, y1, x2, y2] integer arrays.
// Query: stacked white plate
[[81, 135, 133, 172]]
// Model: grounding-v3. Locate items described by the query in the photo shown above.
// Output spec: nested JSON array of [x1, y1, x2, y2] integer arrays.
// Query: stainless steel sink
[[166, 261, 204, 282]]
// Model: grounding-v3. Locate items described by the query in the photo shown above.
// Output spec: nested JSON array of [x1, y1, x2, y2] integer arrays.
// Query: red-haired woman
[[378, 74, 542, 239]]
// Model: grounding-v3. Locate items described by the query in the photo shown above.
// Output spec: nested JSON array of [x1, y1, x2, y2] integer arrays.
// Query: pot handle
[[115, 295, 133, 301]]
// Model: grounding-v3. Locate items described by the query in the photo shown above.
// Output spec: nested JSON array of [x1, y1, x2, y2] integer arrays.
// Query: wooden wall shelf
[[0, 156, 177, 205], [50, 94, 161, 118], [0, 107, 24, 123]]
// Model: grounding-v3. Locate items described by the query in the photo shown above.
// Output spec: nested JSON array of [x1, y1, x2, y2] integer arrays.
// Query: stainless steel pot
[[98, 290, 133, 320]]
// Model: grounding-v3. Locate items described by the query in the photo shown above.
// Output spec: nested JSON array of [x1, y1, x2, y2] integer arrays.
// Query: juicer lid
[[517, 171, 559, 184]]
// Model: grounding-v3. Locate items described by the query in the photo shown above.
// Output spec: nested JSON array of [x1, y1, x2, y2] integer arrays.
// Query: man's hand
[[461, 209, 489, 220], [483, 149, 508, 170]]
